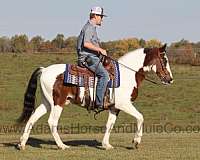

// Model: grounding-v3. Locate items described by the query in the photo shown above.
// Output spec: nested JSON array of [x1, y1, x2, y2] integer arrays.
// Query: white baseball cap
[[90, 6, 107, 17]]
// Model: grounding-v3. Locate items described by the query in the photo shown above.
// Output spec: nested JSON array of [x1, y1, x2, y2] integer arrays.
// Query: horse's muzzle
[[161, 77, 173, 85]]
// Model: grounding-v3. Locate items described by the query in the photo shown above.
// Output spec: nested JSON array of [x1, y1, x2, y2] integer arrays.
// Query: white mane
[[118, 48, 146, 72]]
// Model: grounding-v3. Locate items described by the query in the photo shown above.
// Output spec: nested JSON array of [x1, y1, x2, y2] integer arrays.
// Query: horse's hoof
[[17, 143, 25, 150], [132, 140, 139, 149], [58, 144, 70, 150], [102, 143, 114, 150]]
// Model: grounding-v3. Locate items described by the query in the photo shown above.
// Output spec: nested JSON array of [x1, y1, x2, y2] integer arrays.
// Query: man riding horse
[[17, 6, 173, 151], [77, 6, 114, 111]]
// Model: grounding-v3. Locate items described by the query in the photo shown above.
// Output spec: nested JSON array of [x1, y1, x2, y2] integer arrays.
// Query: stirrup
[[93, 108, 104, 120]]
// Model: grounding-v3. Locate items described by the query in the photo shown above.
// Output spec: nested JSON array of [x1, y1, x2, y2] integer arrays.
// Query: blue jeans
[[79, 55, 109, 106]]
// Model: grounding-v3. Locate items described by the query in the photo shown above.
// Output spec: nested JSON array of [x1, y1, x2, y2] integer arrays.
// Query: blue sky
[[0, 0, 199, 44]]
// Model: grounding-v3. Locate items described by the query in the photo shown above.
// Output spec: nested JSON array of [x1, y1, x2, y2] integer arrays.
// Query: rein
[[104, 56, 160, 85], [116, 61, 160, 85]]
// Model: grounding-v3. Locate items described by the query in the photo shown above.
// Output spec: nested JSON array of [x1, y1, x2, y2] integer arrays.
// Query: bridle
[[156, 51, 170, 83], [102, 55, 163, 85]]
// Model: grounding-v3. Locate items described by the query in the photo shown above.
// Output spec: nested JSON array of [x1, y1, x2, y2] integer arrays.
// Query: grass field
[[1, 133, 200, 160], [0, 53, 200, 159]]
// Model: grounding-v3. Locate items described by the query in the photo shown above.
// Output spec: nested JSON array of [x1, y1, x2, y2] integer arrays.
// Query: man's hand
[[99, 48, 107, 56]]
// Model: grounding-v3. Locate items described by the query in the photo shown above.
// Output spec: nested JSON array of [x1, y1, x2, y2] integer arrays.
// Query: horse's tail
[[18, 67, 44, 123]]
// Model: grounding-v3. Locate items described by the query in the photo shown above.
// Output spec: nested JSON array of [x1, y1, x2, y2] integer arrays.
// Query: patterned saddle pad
[[64, 61, 120, 88]]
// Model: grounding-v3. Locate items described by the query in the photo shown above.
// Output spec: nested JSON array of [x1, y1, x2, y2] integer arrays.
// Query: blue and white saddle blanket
[[64, 61, 120, 88]]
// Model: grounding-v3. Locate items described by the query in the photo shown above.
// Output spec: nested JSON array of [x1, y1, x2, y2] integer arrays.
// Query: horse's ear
[[159, 43, 167, 52]]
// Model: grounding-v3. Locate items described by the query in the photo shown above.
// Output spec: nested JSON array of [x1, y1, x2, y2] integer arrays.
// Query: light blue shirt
[[77, 20, 100, 62]]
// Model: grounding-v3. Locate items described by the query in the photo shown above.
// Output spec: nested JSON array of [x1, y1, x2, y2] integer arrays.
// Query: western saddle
[[68, 57, 116, 111]]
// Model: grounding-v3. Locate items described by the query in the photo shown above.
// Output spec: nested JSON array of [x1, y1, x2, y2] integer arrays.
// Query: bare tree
[[0, 36, 12, 53]]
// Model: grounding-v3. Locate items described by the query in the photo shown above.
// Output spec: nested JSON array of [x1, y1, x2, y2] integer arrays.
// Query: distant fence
[[1, 48, 200, 65], [166, 48, 200, 66]]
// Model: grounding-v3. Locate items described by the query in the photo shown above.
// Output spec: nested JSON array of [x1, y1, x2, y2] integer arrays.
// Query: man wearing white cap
[[77, 6, 114, 110]]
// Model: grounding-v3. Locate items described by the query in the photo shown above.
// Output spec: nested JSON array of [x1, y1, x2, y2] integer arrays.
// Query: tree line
[[0, 34, 77, 53], [0, 34, 163, 54], [0, 34, 200, 65]]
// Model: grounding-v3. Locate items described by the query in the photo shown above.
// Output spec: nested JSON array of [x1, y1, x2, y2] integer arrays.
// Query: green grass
[[0, 53, 200, 127], [0, 53, 200, 159], [1, 133, 200, 160]]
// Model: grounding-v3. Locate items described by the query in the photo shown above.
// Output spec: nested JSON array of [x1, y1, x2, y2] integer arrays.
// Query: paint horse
[[17, 44, 173, 150]]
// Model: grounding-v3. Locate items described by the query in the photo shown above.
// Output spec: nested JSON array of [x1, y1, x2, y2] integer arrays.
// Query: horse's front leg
[[102, 109, 119, 150], [120, 102, 144, 149]]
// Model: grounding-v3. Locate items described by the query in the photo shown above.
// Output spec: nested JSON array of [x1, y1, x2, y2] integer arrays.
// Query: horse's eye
[[160, 53, 165, 57]]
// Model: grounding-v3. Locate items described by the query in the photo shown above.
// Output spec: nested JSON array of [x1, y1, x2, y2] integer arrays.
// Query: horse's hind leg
[[18, 102, 49, 150], [48, 104, 70, 150]]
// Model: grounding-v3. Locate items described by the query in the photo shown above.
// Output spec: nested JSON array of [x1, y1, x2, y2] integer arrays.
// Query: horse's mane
[[118, 48, 146, 71], [118, 48, 144, 61]]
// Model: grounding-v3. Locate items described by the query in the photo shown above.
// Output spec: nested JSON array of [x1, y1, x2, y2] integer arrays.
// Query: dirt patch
[[191, 104, 200, 113], [0, 101, 16, 111]]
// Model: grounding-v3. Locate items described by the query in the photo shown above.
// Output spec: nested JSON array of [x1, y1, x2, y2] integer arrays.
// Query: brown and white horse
[[18, 44, 173, 150]]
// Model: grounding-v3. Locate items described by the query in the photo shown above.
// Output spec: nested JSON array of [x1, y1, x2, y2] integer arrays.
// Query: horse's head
[[143, 44, 173, 84]]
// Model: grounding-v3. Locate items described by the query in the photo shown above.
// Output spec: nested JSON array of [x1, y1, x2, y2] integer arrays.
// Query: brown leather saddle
[[67, 57, 116, 112], [68, 57, 115, 79]]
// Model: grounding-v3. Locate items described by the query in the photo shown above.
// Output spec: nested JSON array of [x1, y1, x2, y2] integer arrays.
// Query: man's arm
[[84, 42, 107, 56]]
